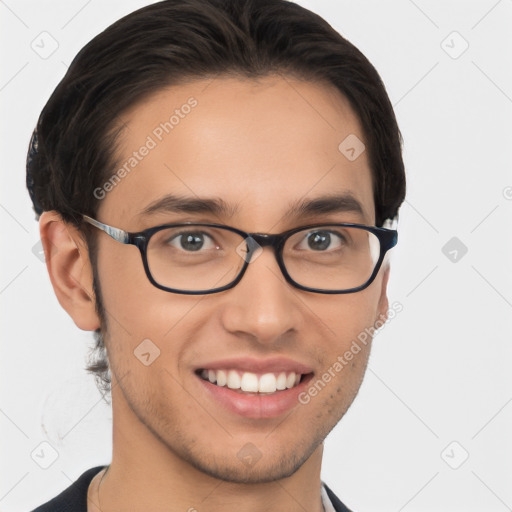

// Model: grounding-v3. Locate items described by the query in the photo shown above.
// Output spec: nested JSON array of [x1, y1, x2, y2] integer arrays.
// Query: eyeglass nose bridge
[[240, 233, 282, 264]]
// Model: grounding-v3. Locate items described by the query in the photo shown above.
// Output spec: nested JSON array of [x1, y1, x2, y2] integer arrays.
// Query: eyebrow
[[139, 192, 365, 221], [140, 194, 239, 218], [288, 193, 365, 219]]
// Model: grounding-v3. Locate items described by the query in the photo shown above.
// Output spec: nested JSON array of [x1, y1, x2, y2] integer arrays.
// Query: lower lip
[[196, 373, 314, 419]]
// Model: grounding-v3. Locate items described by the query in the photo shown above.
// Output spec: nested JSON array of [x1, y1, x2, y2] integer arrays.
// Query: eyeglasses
[[82, 215, 398, 295]]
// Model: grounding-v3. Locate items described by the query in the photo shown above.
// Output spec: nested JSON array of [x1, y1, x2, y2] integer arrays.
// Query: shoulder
[[30, 466, 107, 512], [323, 482, 356, 512]]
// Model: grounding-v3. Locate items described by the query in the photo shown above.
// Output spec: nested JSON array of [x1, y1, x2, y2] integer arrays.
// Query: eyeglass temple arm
[[82, 215, 130, 244]]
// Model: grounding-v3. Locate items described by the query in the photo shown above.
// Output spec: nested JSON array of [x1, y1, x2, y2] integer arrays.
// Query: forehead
[[100, 75, 375, 229]]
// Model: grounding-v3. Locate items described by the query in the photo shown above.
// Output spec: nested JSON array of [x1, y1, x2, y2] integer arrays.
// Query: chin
[[180, 437, 321, 484], [188, 455, 303, 484]]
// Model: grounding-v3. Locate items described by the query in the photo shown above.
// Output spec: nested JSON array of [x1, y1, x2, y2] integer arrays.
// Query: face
[[56, 75, 390, 483]]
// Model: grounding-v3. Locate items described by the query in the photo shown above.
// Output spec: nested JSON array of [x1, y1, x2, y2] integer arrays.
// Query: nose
[[219, 245, 303, 346]]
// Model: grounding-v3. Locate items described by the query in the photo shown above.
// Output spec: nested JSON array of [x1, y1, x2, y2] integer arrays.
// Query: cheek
[[96, 238, 147, 296], [94, 243, 174, 364], [95, 244, 213, 380], [95, 240, 170, 333], [308, 285, 382, 345], [304, 286, 382, 398]]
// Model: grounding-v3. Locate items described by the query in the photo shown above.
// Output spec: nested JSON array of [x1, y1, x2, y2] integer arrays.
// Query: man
[[27, 0, 406, 510]]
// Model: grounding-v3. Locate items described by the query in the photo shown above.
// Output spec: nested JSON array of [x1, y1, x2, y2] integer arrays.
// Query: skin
[[40, 75, 391, 512]]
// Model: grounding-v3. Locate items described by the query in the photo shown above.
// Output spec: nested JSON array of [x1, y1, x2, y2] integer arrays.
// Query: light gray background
[[1, 1, 511, 511]]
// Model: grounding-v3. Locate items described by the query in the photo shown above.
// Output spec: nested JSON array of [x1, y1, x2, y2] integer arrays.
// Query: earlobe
[[39, 211, 100, 331]]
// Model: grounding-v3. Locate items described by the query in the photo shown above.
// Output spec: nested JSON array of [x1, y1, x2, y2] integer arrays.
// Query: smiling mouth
[[195, 368, 312, 394]]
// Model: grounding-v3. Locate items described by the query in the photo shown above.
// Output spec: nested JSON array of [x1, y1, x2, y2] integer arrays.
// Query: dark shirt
[[31, 465, 353, 512]]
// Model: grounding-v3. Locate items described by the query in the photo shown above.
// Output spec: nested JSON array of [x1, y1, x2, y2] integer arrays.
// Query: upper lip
[[194, 357, 314, 374]]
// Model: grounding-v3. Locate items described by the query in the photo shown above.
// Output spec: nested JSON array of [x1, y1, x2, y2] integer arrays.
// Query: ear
[[39, 211, 100, 331], [376, 263, 390, 322]]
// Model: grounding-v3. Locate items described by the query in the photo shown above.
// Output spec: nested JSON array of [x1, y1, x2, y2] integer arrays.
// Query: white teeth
[[200, 369, 304, 393], [241, 372, 259, 392], [286, 373, 296, 389], [216, 369, 227, 387], [276, 372, 287, 390], [227, 370, 241, 390], [258, 373, 277, 393]]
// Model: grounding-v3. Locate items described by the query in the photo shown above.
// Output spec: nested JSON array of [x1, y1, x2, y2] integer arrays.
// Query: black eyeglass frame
[[82, 215, 398, 295]]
